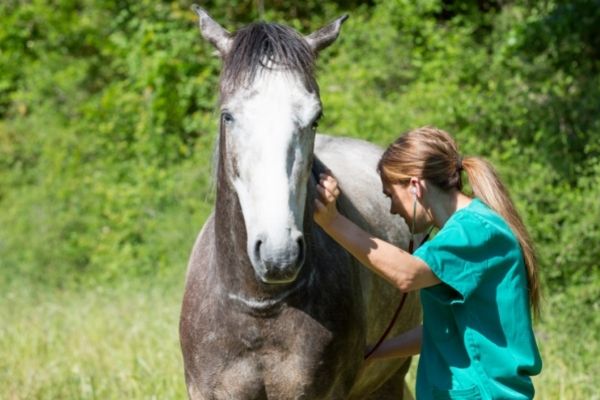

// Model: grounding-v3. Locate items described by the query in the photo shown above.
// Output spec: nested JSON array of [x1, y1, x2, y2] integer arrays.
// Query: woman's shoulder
[[450, 199, 507, 230], [447, 198, 520, 253], [441, 199, 490, 234]]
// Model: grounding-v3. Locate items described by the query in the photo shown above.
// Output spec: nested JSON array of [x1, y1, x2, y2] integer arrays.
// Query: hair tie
[[457, 155, 464, 172]]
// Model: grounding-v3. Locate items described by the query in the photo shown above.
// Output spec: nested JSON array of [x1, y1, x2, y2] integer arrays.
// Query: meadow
[[1, 280, 598, 399], [1, 0, 599, 398]]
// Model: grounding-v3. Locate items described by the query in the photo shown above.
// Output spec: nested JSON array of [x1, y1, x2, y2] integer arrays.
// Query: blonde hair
[[378, 126, 541, 318]]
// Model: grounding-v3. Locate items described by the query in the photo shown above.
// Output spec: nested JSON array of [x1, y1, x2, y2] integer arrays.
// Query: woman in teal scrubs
[[314, 126, 542, 399]]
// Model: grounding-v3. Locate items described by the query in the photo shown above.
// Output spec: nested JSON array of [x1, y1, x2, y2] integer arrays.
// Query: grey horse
[[179, 6, 422, 399]]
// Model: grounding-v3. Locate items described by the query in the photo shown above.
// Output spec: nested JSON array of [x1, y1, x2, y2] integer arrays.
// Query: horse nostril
[[254, 239, 263, 262], [296, 236, 305, 265]]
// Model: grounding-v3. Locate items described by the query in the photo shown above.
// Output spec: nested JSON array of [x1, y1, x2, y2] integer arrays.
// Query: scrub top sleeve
[[413, 219, 490, 304]]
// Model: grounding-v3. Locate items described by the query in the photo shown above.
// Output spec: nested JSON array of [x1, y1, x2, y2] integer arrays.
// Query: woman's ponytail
[[462, 157, 541, 319]]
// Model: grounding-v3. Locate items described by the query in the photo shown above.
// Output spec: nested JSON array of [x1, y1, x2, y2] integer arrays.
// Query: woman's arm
[[366, 325, 423, 361], [314, 173, 440, 292]]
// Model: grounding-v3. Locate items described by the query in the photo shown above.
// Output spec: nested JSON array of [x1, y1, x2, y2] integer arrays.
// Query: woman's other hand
[[314, 170, 341, 228]]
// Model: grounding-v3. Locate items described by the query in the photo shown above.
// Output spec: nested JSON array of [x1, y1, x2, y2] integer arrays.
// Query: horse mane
[[221, 22, 318, 93]]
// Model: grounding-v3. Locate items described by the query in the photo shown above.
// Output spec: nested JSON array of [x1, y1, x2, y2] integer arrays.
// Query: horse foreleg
[[362, 357, 413, 400]]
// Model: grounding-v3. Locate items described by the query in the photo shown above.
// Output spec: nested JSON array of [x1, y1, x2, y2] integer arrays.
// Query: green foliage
[[1, 0, 599, 298], [0, 1, 220, 286]]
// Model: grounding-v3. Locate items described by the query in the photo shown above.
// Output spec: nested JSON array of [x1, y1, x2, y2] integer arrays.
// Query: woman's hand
[[313, 170, 341, 228]]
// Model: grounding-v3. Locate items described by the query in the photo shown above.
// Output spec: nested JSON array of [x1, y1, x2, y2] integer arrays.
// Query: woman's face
[[382, 178, 431, 234], [382, 181, 413, 222]]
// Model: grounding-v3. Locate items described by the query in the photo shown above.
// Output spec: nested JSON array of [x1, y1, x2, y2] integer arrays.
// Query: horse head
[[193, 6, 347, 285]]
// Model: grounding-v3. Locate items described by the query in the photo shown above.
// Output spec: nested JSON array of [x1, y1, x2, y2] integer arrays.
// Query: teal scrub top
[[413, 198, 542, 400]]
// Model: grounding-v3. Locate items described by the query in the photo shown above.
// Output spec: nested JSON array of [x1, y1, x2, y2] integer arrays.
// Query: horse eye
[[222, 112, 234, 124], [311, 111, 323, 130]]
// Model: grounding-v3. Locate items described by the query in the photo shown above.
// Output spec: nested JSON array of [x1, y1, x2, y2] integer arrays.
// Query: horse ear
[[305, 15, 349, 53], [191, 4, 233, 57]]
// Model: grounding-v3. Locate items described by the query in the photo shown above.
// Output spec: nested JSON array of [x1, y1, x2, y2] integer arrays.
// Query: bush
[[0, 0, 598, 299]]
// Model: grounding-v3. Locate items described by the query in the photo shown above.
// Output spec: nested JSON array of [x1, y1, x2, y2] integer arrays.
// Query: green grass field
[[0, 281, 186, 399], [1, 281, 597, 399]]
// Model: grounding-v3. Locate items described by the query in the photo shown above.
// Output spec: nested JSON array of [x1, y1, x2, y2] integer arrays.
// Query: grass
[[1, 280, 598, 399], [0, 281, 187, 400], [532, 283, 600, 399]]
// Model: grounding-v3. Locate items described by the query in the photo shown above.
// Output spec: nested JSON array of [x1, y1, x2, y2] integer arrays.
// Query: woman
[[314, 127, 542, 399]]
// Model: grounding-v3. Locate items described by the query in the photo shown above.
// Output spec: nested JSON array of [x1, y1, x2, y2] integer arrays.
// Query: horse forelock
[[220, 22, 318, 95]]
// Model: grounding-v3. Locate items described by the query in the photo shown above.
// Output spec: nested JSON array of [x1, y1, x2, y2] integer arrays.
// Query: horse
[[179, 6, 422, 399]]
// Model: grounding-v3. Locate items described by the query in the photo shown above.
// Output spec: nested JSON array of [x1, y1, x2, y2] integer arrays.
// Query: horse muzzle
[[250, 232, 306, 284]]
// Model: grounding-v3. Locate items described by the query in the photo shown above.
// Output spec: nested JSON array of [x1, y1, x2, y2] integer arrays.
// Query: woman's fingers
[[318, 173, 341, 199], [313, 169, 340, 227], [316, 183, 336, 203]]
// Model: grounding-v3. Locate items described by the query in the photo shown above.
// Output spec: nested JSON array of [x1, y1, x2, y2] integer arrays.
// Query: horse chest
[[198, 306, 359, 400], [211, 350, 320, 399]]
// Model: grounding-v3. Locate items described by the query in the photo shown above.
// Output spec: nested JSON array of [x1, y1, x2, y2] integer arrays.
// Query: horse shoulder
[[314, 134, 422, 395]]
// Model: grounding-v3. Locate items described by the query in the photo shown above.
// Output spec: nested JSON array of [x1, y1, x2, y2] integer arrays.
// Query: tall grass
[[532, 283, 600, 399], [0, 281, 186, 399], [1, 280, 597, 399]]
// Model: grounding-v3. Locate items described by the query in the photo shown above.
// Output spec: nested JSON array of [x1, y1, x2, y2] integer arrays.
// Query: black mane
[[221, 22, 317, 92]]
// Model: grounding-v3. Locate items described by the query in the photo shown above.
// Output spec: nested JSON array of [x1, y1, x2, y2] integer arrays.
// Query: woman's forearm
[[367, 325, 422, 361], [320, 213, 426, 291]]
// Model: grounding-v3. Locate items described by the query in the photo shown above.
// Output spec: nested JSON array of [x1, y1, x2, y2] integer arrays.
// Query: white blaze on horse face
[[223, 70, 320, 282]]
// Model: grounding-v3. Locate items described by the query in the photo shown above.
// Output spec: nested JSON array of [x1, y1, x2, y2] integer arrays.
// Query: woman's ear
[[409, 177, 420, 197]]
